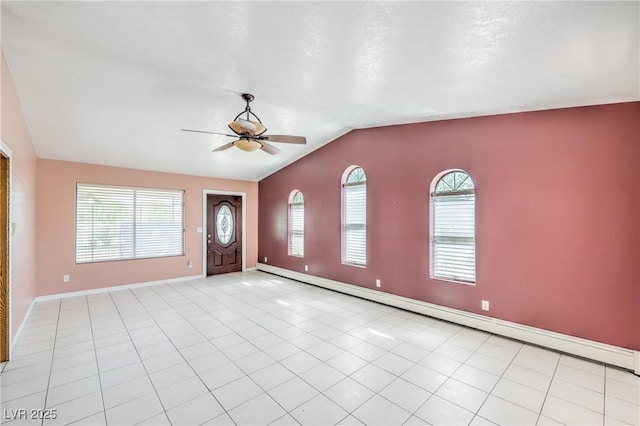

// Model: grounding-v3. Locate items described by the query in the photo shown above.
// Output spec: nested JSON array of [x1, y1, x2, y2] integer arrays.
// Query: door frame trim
[[202, 190, 247, 276], [1, 140, 13, 359]]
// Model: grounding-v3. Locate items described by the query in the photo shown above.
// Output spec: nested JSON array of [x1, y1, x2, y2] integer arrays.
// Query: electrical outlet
[[187, 260, 193, 268], [63, 275, 70, 283], [264, 257, 267, 263], [375, 279, 381, 288], [481, 300, 490, 311], [304, 265, 308, 272]]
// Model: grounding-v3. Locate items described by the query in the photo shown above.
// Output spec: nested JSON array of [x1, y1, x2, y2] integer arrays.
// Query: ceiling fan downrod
[[234, 93, 262, 125]]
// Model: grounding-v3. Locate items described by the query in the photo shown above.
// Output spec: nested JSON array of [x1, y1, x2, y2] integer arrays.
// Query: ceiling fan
[[182, 93, 306, 155]]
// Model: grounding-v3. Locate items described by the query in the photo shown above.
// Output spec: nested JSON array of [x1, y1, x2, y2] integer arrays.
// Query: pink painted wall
[[1, 50, 38, 338], [36, 159, 258, 296], [259, 102, 640, 350]]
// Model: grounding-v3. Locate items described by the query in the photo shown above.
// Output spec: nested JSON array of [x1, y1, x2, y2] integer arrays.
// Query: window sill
[[430, 275, 476, 286], [342, 262, 366, 268], [76, 253, 186, 265]]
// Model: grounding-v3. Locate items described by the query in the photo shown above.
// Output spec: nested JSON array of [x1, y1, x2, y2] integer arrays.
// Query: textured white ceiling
[[2, 1, 638, 181]]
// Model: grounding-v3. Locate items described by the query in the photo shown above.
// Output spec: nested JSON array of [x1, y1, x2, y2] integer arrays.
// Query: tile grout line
[[411, 328, 611, 425], [48, 298, 119, 425], [147, 279, 305, 423], [179, 276, 384, 421], [130, 284, 235, 424], [85, 295, 109, 426], [375, 325, 559, 424], [39, 300, 61, 426], [7, 272, 637, 426], [323, 314, 454, 424], [272, 282, 486, 423], [534, 349, 562, 425], [602, 365, 607, 424], [472, 338, 528, 424], [543, 359, 611, 424], [108, 289, 173, 425], [263, 281, 403, 424], [18, 300, 464, 422], [345, 331, 434, 423], [408, 327, 494, 424], [269, 268, 637, 405]]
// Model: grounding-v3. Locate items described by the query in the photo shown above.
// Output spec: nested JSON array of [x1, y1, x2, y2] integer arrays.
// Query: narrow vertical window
[[342, 167, 367, 266], [431, 170, 476, 283], [288, 190, 304, 257]]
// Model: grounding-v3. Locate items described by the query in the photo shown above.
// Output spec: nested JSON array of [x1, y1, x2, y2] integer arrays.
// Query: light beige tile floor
[[1, 271, 638, 425]]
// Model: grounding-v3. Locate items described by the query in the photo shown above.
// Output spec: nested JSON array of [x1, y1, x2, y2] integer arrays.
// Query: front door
[[207, 194, 242, 275]]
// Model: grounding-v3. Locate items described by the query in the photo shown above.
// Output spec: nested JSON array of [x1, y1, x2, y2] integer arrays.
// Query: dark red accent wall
[[258, 102, 640, 350]]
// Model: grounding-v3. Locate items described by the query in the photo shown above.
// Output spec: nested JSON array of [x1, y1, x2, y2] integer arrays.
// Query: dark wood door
[[207, 194, 242, 275], [1, 154, 9, 362]]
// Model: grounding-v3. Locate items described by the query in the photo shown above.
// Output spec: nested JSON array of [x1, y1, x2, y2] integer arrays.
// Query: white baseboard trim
[[35, 274, 204, 302], [10, 299, 36, 356], [243, 267, 257, 272], [257, 263, 640, 374]]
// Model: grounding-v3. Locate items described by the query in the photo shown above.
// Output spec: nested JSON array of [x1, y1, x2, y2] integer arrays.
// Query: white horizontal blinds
[[431, 171, 476, 283], [135, 189, 184, 259], [76, 184, 184, 263], [76, 185, 134, 263], [289, 191, 304, 257], [343, 167, 367, 266]]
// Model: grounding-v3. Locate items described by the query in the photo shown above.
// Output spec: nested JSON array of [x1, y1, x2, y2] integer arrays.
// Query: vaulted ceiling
[[2, 2, 638, 181]]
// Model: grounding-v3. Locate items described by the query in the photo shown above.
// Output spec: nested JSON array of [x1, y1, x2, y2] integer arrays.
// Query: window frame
[[288, 190, 305, 257], [75, 183, 185, 264], [341, 166, 367, 267], [429, 170, 476, 284]]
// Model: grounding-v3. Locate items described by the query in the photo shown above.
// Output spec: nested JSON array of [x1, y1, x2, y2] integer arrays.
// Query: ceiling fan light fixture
[[234, 139, 262, 152], [182, 93, 305, 156], [237, 118, 257, 132], [229, 119, 267, 136]]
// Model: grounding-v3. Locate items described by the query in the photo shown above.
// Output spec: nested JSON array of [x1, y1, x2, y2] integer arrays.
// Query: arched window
[[342, 167, 367, 266], [431, 170, 476, 283], [288, 190, 304, 257]]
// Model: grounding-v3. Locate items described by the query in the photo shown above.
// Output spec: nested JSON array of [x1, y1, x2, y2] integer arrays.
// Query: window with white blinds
[[76, 184, 184, 263], [431, 171, 476, 283], [342, 167, 367, 266], [288, 190, 304, 257]]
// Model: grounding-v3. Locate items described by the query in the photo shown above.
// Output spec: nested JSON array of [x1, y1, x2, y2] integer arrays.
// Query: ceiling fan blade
[[260, 142, 281, 155], [182, 129, 237, 138], [212, 142, 235, 152], [261, 135, 306, 144]]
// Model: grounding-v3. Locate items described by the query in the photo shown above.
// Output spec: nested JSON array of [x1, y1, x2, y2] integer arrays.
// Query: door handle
[[214, 249, 222, 256]]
